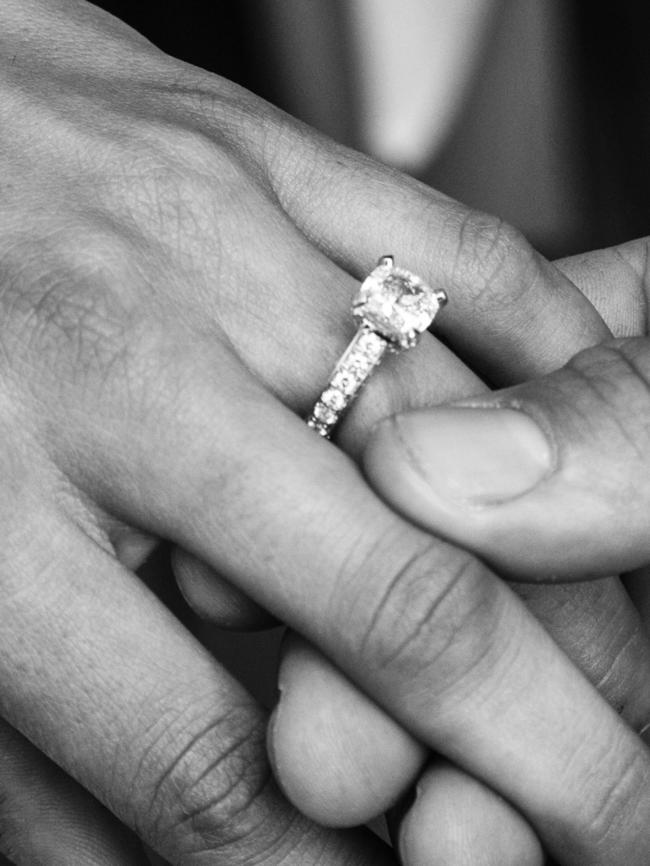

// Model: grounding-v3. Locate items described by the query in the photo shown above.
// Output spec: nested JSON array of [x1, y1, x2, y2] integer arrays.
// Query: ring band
[[307, 256, 447, 439]]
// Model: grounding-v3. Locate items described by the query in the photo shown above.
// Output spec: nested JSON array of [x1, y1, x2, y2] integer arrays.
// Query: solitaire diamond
[[353, 257, 446, 349], [306, 255, 447, 440]]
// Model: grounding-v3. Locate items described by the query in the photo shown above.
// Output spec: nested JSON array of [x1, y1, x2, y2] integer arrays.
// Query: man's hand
[[267, 241, 650, 865], [1, 2, 650, 864], [364, 238, 650, 579]]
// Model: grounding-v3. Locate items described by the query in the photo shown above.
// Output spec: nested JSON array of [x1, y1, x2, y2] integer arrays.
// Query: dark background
[[90, 0, 650, 258]]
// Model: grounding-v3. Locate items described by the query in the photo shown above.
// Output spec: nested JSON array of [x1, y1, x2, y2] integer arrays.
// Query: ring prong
[[377, 255, 394, 268], [435, 290, 448, 307], [402, 331, 418, 349]]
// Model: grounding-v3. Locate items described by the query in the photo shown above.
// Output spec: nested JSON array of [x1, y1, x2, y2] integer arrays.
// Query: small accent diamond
[[332, 369, 360, 396], [321, 388, 346, 411], [347, 350, 374, 374], [357, 331, 385, 360], [307, 418, 329, 437], [313, 403, 337, 425]]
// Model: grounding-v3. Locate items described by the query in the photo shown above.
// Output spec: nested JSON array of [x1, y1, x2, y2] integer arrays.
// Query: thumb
[[364, 336, 650, 581]]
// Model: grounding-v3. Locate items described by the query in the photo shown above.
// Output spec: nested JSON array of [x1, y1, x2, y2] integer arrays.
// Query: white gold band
[[306, 326, 389, 438]]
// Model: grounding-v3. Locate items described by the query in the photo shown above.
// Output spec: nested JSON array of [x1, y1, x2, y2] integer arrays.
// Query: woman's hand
[[1, 2, 649, 864]]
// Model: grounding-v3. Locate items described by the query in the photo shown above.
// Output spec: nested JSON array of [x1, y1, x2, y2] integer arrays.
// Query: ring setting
[[307, 256, 447, 438]]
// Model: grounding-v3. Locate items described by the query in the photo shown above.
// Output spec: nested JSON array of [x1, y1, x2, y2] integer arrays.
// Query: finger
[[171, 548, 277, 630], [271, 578, 650, 828], [554, 237, 650, 339], [268, 633, 427, 827], [0, 508, 395, 866], [265, 128, 611, 383], [364, 334, 650, 581], [514, 578, 650, 727], [0, 716, 147, 865], [87, 361, 650, 865], [272, 641, 553, 866], [270, 636, 549, 866], [394, 761, 544, 866]]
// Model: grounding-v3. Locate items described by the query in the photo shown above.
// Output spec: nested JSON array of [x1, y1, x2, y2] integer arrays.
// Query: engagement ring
[[307, 255, 447, 439]]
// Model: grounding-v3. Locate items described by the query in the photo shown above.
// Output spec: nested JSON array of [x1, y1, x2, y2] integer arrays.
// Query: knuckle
[[134, 704, 284, 860], [0, 228, 136, 387], [445, 208, 536, 310], [155, 72, 266, 149], [106, 116, 266, 265], [351, 537, 500, 693], [564, 338, 650, 449]]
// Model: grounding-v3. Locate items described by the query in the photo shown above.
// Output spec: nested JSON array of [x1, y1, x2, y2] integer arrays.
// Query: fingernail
[[393, 407, 553, 506]]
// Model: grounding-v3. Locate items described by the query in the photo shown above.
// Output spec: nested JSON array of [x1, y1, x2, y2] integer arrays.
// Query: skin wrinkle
[[363, 553, 479, 676], [566, 344, 650, 464], [579, 748, 650, 858], [356, 543, 440, 666], [591, 627, 641, 705], [173, 771, 274, 859]]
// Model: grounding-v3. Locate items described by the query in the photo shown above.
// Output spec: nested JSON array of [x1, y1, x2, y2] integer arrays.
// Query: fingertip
[[397, 763, 544, 866], [269, 633, 426, 827], [171, 548, 276, 630]]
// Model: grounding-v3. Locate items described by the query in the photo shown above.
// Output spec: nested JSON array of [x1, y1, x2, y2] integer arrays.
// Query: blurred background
[[93, 0, 650, 258]]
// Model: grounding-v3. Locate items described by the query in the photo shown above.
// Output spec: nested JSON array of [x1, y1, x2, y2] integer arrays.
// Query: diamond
[[353, 261, 443, 348], [357, 331, 385, 361], [321, 388, 346, 411], [332, 368, 360, 396], [349, 347, 373, 369], [307, 418, 329, 437], [313, 403, 337, 425]]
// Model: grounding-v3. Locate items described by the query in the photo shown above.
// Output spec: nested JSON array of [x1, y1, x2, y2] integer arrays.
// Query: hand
[[0, 2, 648, 864], [365, 236, 650, 579], [262, 240, 650, 865]]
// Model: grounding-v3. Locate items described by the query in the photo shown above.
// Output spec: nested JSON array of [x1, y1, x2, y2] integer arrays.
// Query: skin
[[366, 241, 650, 579], [1, 1, 650, 863]]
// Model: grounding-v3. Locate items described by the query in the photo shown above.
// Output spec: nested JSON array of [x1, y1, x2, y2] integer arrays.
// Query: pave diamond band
[[307, 256, 447, 439], [307, 327, 389, 437]]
